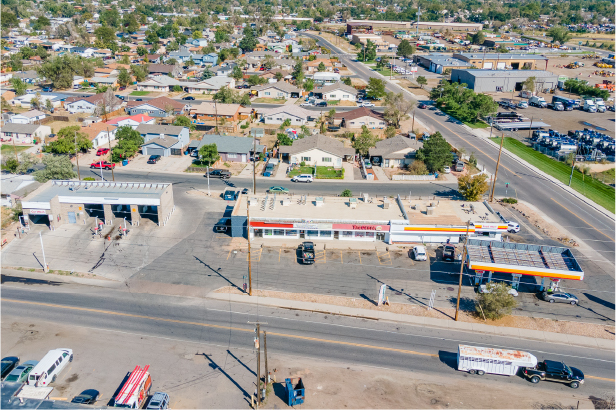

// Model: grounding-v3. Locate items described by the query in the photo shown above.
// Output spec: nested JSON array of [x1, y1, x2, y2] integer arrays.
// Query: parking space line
[[50, 398, 68, 401], [227, 249, 232, 260], [279, 248, 281, 262], [315, 250, 326, 263], [340, 251, 343, 264], [358, 251, 362, 264], [377, 251, 392, 266], [247, 248, 262, 262]]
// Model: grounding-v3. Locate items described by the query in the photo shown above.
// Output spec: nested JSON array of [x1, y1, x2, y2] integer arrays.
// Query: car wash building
[[20, 180, 175, 229]]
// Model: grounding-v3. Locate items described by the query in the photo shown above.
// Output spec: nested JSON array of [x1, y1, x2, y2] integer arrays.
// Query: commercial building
[[413, 53, 472, 74], [228, 193, 509, 244], [452, 53, 549, 70], [412, 21, 483, 32], [20, 180, 175, 228], [450, 69, 558, 93], [346, 20, 412, 30]]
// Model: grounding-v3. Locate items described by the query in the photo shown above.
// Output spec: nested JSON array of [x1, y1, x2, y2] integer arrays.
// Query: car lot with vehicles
[[3, 360, 37, 383]]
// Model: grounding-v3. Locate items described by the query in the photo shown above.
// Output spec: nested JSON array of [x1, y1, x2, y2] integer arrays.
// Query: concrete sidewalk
[[208, 291, 615, 350]]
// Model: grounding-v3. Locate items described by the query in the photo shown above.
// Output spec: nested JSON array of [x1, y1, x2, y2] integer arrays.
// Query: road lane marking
[[50, 398, 68, 401], [278, 248, 281, 262], [358, 251, 362, 264], [551, 198, 615, 243], [586, 375, 616, 382], [2, 298, 437, 358]]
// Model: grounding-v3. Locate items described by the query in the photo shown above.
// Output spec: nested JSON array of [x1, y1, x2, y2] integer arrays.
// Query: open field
[[491, 137, 615, 213]]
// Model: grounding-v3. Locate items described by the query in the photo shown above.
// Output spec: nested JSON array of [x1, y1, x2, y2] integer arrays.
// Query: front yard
[[253, 98, 286, 104], [130, 91, 150, 96], [287, 165, 344, 179]]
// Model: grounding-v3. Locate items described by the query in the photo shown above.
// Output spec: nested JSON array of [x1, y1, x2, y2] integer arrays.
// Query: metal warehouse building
[[450, 69, 559, 93], [20, 180, 175, 228]]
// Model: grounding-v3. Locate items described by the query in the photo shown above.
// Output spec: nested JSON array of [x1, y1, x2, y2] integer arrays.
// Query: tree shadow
[[583, 292, 615, 310], [0, 274, 63, 286], [359, 293, 377, 306], [194, 256, 243, 292]]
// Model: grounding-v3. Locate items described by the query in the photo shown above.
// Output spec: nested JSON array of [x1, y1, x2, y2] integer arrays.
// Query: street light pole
[[489, 133, 505, 203], [568, 131, 584, 186]]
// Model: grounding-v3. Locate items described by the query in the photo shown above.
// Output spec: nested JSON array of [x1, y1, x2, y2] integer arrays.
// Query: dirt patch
[[214, 287, 615, 340], [3, 266, 112, 280], [218, 161, 247, 176], [542, 55, 614, 87]]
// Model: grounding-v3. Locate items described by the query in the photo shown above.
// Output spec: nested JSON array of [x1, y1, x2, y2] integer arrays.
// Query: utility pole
[[527, 117, 533, 140], [253, 134, 257, 194], [74, 131, 81, 181], [247, 321, 267, 407], [39, 232, 48, 272], [411, 110, 415, 133], [568, 131, 584, 186], [247, 198, 252, 296], [264, 331, 268, 385], [489, 133, 504, 203], [214, 99, 219, 133], [107, 128, 115, 181], [455, 221, 470, 321], [207, 165, 210, 195]]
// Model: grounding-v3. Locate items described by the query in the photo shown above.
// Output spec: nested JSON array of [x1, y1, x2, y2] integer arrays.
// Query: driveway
[[122, 154, 194, 173]]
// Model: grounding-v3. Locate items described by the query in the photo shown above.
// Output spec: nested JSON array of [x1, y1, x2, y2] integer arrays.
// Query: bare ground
[[214, 287, 615, 340]]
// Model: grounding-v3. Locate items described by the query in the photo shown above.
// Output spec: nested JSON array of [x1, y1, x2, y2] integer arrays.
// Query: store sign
[[29, 210, 47, 214], [474, 223, 508, 231], [333, 223, 390, 231]]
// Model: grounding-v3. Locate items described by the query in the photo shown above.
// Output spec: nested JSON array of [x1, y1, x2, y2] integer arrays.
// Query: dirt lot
[[217, 161, 247, 176], [544, 55, 614, 87]]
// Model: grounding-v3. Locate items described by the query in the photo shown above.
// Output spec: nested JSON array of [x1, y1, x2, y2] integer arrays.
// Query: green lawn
[[327, 100, 340, 105], [1, 144, 30, 154], [374, 69, 398, 77], [130, 91, 150, 96], [287, 166, 314, 178], [438, 106, 489, 128], [491, 137, 615, 213], [316, 166, 344, 179]]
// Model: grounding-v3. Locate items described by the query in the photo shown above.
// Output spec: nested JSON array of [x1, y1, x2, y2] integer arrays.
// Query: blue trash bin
[[122, 159, 128, 166]]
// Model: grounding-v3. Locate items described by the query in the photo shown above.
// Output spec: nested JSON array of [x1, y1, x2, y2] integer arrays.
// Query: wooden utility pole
[[411, 111, 415, 133], [107, 127, 115, 181], [74, 131, 81, 181], [253, 135, 257, 194], [455, 221, 470, 321], [489, 133, 504, 203], [256, 323, 261, 407], [264, 331, 268, 385], [247, 198, 253, 296]]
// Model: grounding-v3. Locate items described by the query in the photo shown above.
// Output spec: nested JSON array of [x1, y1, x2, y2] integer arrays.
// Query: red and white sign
[[410, 66, 418, 72], [29, 210, 47, 215], [332, 224, 390, 231]]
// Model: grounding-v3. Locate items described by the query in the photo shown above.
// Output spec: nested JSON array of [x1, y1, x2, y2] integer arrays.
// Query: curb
[[474, 130, 615, 220], [207, 292, 615, 351]]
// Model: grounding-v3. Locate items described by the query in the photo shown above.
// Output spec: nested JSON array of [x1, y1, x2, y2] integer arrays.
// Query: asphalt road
[[303, 33, 616, 262], [2, 283, 614, 396]]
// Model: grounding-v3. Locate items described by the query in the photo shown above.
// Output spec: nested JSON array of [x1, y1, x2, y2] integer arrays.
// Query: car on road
[[42, 87, 53, 92], [507, 221, 520, 233], [418, 103, 427, 109], [540, 291, 578, 305], [300, 102, 314, 107], [315, 101, 327, 107], [291, 174, 314, 183], [3, 360, 36, 383], [360, 102, 375, 107], [96, 148, 110, 156], [135, 98, 143, 101], [90, 161, 115, 169], [147, 155, 161, 164], [268, 186, 289, 194], [524, 360, 584, 388], [1, 357, 20, 379], [146, 392, 170, 409], [71, 389, 101, 404], [182, 96, 195, 100], [443, 166, 451, 173], [299, 241, 315, 264], [409, 246, 427, 261], [442, 245, 456, 262], [208, 169, 231, 179]]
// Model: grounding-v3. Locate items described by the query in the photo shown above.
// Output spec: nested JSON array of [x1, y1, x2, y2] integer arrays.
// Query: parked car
[[96, 148, 110, 156], [90, 161, 115, 169], [300, 102, 314, 107], [410, 246, 427, 261], [315, 101, 327, 107], [418, 103, 427, 109], [119, 86, 126, 91], [147, 155, 161, 164], [3, 360, 37, 383], [71, 389, 101, 404], [215, 218, 231, 233], [1, 357, 21, 380], [208, 169, 231, 179], [360, 102, 375, 107], [115, 95, 125, 100], [524, 360, 584, 388], [541, 291, 578, 305], [182, 96, 195, 100], [135, 98, 143, 101], [442, 245, 456, 262], [223, 190, 238, 201], [299, 241, 315, 264], [364, 159, 372, 169], [517, 101, 528, 109], [291, 174, 314, 183], [146, 392, 170, 409], [443, 166, 451, 173], [42, 87, 53, 92], [268, 186, 289, 193]]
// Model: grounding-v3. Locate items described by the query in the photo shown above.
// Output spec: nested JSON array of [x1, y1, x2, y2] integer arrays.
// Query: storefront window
[[273, 229, 285, 236], [285, 230, 298, 236], [319, 230, 332, 237], [355, 231, 366, 238], [341, 231, 353, 238], [307, 230, 319, 238], [264, 229, 272, 236], [365, 232, 375, 238]]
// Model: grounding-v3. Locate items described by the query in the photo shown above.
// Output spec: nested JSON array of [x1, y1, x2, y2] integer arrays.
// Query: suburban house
[[368, 136, 423, 168], [138, 124, 190, 157], [147, 54, 162, 63], [64, 94, 122, 115], [313, 72, 341, 85], [253, 82, 301, 99], [306, 58, 333, 73], [11, 70, 40, 84], [106, 114, 156, 129], [190, 103, 251, 121], [188, 134, 265, 163], [89, 76, 118, 87], [278, 134, 355, 169], [1, 123, 51, 144], [183, 77, 235, 93], [8, 109, 47, 124], [80, 122, 117, 149], [147, 63, 182, 77], [199, 52, 219, 66], [320, 82, 358, 102], [333, 107, 387, 129], [126, 97, 187, 117], [259, 105, 313, 125], [167, 51, 194, 62]]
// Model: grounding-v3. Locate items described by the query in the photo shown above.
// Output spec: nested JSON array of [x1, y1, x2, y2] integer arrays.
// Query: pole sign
[[378, 284, 386, 306]]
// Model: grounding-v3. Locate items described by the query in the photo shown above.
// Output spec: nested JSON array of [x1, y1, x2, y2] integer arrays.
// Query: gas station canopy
[[465, 239, 584, 281]]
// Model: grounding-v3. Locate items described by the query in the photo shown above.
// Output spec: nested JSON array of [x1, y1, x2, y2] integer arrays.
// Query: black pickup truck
[[299, 242, 315, 264], [208, 169, 231, 179], [524, 360, 584, 388]]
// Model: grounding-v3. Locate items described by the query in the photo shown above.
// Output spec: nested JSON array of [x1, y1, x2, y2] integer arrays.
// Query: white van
[[27, 348, 73, 387]]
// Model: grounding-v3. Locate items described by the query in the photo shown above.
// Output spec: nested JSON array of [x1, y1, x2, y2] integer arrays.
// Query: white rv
[[457, 345, 537, 376], [27, 348, 73, 387]]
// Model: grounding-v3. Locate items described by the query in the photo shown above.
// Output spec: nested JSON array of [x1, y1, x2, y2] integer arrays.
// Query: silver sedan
[[541, 292, 579, 305]]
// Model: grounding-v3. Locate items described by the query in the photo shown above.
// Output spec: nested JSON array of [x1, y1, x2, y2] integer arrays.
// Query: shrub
[[240, 123, 249, 129], [83, 177, 95, 181], [475, 282, 517, 320], [300, 161, 306, 167], [502, 197, 518, 204], [340, 189, 352, 197], [407, 160, 428, 175], [224, 162, 231, 167]]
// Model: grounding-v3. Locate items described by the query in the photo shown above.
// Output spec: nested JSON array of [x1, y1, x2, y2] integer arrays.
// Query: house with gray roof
[[278, 134, 355, 169], [319, 81, 358, 102], [137, 124, 190, 157], [253, 81, 301, 99], [368, 135, 423, 168], [259, 105, 314, 125], [2, 123, 52, 144], [188, 135, 265, 163]]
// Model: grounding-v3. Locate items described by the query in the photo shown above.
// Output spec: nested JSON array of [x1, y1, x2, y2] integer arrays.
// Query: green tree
[[16, 153, 40, 174], [342, 77, 352, 86], [49, 126, 92, 154], [383, 92, 415, 128], [471, 31, 485, 45], [247, 75, 267, 86], [201, 67, 214, 80], [458, 173, 489, 201], [173, 115, 195, 131], [231, 65, 244, 81], [136, 46, 149, 56], [124, 14, 140, 33], [475, 282, 518, 320], [1, 12, 19, 29], [522, 76, 536, 93], [415, 131, 452, 173], [130, 64, 148, 82], [37, 54, 95, 89], [303, 78, 315, 92], [317, 62, 326, 72], [239, 31, 258, 52], [352, 125, 379, 156], [547, 26, 572, 44], [172, 85, 183, 92], [10, 77, 27, 96], [416, 76, 428, 89], [385, 126, 396, 139], [213, 86, 238, 103], [276, 133, 293, 146], [111, 126, 143, 162], [117, 68, 131, 87], [34, 155, 77, 182], [198, 143, 219, 165], [357, 39, 376, 62], [340, 189, 352, 197], [94, 26, 117, 46], [32, 16, 51, 31], [496, 45, 509, 53], [2, 158, 19, 173], [396, 39, 415, 58], [366, 77, 386, 100], [279, 119, 292, 129]]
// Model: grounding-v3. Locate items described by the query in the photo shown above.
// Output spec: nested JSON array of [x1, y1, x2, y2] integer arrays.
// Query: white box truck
[[529, 96, 547, 108], [457, 345, 537, 376]]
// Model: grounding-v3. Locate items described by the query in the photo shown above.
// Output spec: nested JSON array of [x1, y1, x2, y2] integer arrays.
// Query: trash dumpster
[[122, 159, 128, 166], [284, 377, 304, 406]]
